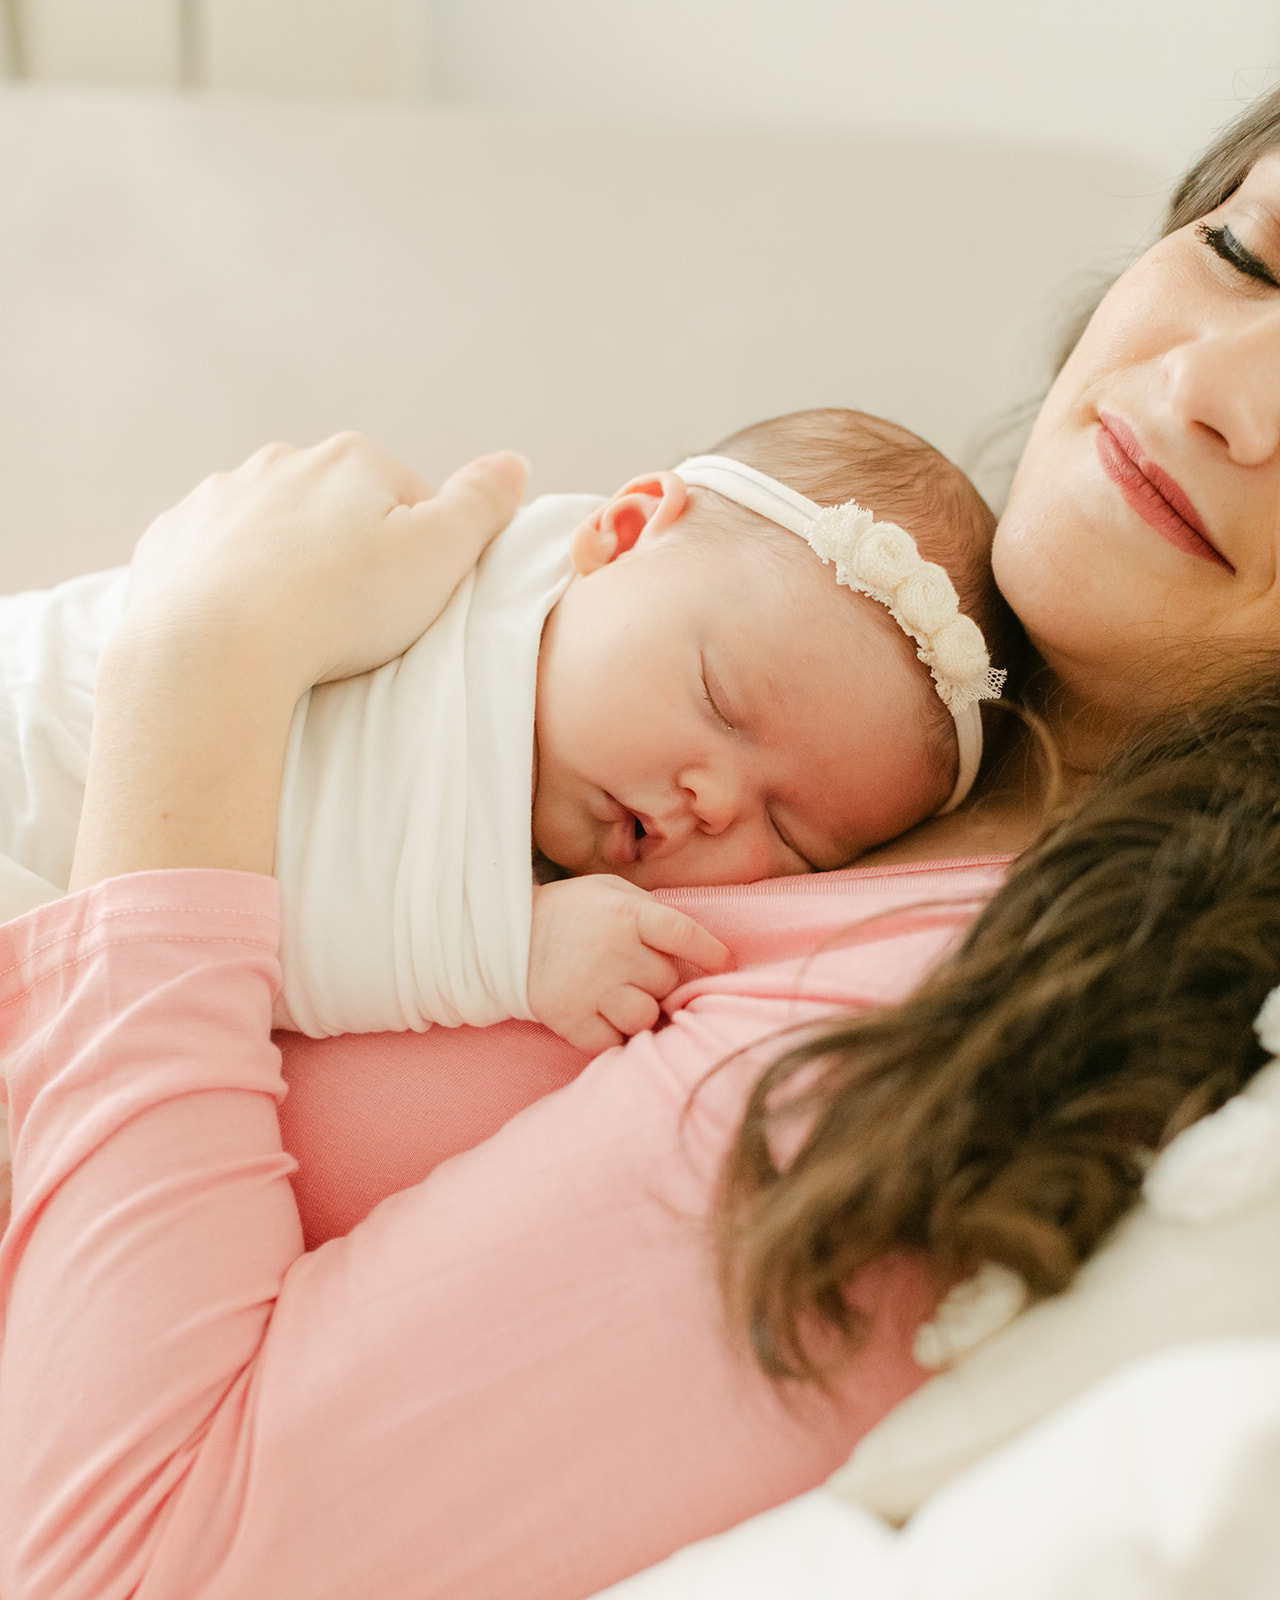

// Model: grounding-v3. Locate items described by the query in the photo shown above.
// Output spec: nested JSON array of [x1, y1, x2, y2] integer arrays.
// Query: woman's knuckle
[[316, 429, 364, 458]]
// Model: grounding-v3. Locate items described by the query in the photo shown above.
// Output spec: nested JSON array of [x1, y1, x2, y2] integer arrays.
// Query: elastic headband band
[[673, 454, 1005, 815]]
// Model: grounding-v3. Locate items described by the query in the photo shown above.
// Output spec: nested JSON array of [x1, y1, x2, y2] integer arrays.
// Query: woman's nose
[[1162, 310, 1280, 466]]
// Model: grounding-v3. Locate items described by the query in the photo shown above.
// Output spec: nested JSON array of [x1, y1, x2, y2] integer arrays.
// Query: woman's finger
[[308, 450, 529, 683], [413, 451, 529, 542], [383, 451, 530, 612], [312, 431, 434, 507], [243, 440, 294, 473]]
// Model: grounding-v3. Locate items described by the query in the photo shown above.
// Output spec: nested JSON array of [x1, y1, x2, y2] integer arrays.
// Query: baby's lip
[[600, 793, 639, 868]]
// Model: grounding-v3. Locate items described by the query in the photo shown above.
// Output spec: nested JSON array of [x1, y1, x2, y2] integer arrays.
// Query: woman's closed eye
[[1197, 221, 1280, 289]]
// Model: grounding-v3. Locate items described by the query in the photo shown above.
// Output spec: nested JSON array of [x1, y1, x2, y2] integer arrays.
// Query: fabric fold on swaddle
[[273, 495, 590, 1038]]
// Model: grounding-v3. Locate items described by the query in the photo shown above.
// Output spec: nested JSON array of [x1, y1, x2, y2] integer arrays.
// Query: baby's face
[[533, 516, 951, 887]]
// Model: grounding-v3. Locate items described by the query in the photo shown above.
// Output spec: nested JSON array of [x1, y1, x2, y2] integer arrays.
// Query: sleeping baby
[[0, 407, 1009, 1055]]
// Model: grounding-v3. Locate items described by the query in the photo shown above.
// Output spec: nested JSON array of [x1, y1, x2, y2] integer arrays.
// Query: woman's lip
[[1095, 413, 1233, 571]]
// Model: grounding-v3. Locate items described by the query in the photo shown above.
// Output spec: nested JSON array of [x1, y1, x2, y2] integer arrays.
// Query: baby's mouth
[[600, 793, 647, 869]]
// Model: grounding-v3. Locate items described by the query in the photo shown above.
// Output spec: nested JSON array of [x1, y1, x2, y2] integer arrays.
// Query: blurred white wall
[[431, 0, 1280, 182], [5, 0, 431, 95], [4, 1, 1278, 180]]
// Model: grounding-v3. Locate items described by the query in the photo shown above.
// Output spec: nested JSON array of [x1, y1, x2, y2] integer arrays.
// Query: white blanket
[[0, 494, 590, 1038], [595, 1340, 1280, 1599]]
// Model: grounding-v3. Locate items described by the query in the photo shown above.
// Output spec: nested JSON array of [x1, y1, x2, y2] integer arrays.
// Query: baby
[[0, 408, 1009, 1056]]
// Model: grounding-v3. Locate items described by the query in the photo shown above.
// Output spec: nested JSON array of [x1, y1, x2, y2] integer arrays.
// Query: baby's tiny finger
[[636, 904, 733, 974], [600, 987, 661, 1039], [616, 942, 680, 1004], [571, 1014, 626, 1058]]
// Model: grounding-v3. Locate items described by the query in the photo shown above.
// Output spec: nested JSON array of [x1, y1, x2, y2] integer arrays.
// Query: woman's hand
[[70, 436, 527, 890], [126, 433, 529, 696]]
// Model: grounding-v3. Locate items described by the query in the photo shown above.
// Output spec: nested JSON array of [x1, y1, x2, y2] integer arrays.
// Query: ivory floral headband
[[673, 455, 1006, 815]]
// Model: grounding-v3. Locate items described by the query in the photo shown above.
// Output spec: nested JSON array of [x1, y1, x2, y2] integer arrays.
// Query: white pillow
[[831, 1053, 1280, 1521], [0, 852, 61, 923], [596, 1340, 1280, 1599]]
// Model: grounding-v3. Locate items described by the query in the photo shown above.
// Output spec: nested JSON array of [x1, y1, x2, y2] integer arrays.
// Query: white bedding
[[596, 1340, 1280, 1599]]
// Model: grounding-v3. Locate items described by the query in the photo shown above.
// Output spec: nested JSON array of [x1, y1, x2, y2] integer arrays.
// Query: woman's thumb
[[434, 451, 530, 537], [464, 451, 531, 499], [400, 450, 530, 601]]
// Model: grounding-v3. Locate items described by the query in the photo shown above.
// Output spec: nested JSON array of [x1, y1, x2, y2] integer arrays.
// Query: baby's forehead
[[680, 495, 811, 570], [682, 495, 953, 683], [678, 499, 898, 615]]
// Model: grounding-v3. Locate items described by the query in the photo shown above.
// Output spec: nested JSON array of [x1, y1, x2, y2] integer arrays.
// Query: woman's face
[[994, 148, 1280, 728]]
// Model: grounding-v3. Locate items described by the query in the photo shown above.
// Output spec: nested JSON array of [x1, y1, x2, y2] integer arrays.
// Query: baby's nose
[[681, 765, 748, 837]]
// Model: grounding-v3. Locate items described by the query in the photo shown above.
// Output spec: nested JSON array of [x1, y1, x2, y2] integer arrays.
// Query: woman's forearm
[[69, 625, 300, 889], [0, 872, 294, 1598]]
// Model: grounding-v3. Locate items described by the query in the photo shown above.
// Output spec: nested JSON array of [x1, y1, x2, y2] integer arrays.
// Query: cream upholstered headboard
[[0, 83, 1163, 593]]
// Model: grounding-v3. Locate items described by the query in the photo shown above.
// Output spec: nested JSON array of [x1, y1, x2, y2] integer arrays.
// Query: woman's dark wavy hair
[[717, 682, 1280, 1381]]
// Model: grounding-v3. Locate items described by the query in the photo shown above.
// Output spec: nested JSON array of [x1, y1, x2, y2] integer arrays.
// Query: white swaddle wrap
[[0, 494, 592, 1028], [273, 494, 585, 1036]]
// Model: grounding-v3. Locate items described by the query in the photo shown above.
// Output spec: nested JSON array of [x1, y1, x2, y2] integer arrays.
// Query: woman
[[4, 88, 1280, 1600]]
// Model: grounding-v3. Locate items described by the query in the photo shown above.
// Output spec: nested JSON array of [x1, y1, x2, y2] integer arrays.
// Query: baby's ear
[[569, 472, 688, 575]]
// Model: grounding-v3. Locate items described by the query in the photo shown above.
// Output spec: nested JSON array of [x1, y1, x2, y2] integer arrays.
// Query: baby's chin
[[602, 859, 776, 891]]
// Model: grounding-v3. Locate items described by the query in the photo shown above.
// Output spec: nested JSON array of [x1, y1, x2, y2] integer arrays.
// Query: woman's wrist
[[69, 620, 302, 890]]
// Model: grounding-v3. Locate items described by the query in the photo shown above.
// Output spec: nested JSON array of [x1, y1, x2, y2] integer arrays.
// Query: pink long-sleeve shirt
[[0, 858, 1007, 1600]]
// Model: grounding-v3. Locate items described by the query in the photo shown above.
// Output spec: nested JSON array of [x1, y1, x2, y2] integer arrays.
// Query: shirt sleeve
[[0, 869, 933, 1600]]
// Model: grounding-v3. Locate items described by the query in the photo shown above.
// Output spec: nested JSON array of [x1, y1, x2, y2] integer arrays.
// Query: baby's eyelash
[[769, 812, 817, 873], [1197, 221, 1280, 288], [700, 659, 734, 730]]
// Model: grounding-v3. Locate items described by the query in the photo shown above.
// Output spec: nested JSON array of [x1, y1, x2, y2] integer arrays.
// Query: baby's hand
[[529, 876, 733, 1056]]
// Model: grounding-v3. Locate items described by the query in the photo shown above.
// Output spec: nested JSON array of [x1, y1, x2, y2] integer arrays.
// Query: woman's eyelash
[[1197, 221, 1280, 288]]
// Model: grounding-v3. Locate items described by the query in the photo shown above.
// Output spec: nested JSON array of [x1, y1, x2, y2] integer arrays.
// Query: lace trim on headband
[[805, 501, 1006, 718]]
